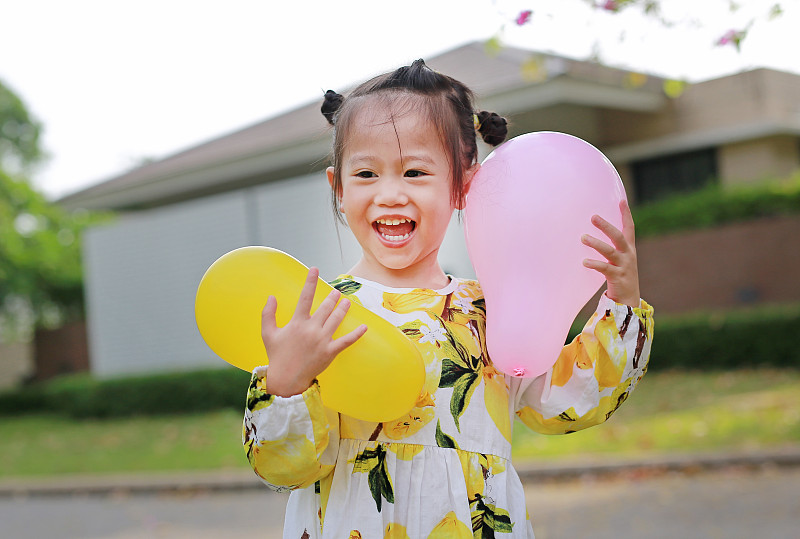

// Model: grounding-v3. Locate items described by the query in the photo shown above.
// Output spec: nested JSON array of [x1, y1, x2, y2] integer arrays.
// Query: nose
[[373, 177, 409, 207]]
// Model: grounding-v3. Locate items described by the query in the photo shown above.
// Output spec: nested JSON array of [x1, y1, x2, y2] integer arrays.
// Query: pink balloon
[[464, 132, 627, 378]]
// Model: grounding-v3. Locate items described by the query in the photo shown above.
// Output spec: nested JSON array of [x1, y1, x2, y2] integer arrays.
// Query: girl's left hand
[[581, 199, 641, 308]]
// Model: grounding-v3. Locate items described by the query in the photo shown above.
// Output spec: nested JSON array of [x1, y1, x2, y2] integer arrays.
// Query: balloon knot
[[513, 367, 526, 377]]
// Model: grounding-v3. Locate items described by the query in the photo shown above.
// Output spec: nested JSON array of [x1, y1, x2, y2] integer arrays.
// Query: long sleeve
[[242, 366, 339, 492], [512, 293, 654, 435]]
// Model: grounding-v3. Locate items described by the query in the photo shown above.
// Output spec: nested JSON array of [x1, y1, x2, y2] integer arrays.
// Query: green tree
[[0, 79, 101, 338], [0, 80, 44, 171]]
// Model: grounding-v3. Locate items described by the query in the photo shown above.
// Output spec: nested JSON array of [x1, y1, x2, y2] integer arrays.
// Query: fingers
[[311, 288, 342, 324], [321, 296, 350, 335], [590, 213, 629, 253], [261, 295, 278, 336], [330, 324, 368, 356], [581, 233, 616, 262], [619, 199, 636, 246], [582, 257, 610, 274], [293, 267, 320, 319]]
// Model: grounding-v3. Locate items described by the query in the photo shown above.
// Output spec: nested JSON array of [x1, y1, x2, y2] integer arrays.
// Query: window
[[632, 148, 718, 203]]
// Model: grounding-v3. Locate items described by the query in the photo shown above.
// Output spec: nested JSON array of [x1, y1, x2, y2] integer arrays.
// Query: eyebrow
[[402, 154, 437, 166], [348, 154, 378, 165], [347, 153, 437, 166]]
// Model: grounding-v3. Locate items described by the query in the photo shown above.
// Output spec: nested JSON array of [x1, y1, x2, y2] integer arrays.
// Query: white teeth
[[381, 232, 410, 241], [376, 218, 411, 225]]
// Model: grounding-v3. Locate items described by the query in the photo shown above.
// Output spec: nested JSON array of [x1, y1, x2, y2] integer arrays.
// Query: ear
[[326, 166, 335, 189], [327, 167, 344, 212], [456, 163, 480, 210]]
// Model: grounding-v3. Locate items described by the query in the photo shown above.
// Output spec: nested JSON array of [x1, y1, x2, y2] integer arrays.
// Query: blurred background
[[1, 1, 799, 537]]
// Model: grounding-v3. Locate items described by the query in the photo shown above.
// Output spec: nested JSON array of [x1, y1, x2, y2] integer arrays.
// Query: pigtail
[[321, 90, 345, 125], [475, 110, 508, 146]]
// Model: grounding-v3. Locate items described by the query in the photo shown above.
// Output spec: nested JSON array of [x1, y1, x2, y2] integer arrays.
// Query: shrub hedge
[[632, 173, 800, 238], [0, 367, 251, 419], [566, 303, 800, 372], [2, 304, 798, 419], [644, 303, 800, 371]]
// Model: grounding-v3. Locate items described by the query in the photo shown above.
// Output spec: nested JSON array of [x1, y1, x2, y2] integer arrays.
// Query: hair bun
[[321, 90, 344, 125], [476, 110, 508, 146]]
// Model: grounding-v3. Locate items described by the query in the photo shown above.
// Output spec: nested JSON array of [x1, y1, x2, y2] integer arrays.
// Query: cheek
[[340, 188, 369, 218]]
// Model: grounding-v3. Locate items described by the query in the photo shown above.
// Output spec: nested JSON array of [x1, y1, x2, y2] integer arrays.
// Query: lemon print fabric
[[242, 276, 654, 537]]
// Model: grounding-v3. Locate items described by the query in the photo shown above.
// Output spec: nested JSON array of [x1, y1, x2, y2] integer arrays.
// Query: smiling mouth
[[374, 217, 416, 242]]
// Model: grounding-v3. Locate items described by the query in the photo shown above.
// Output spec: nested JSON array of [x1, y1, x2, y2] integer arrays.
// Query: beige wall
[[0, 340, 33, 390], [718, 135, 800, 186], [598, 69, 800, 192], [600, 69, 800, 148]]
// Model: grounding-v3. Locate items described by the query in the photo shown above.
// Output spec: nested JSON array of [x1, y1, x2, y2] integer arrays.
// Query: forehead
[[350, 94, 431, 131], [344, 94, 446, 156]]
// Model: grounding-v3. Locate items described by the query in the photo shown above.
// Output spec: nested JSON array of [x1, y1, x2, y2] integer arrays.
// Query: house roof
[[60, 41, 671, 211]]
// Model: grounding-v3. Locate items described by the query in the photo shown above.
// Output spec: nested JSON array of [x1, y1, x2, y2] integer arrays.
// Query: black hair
[[321, 59, 508, 222]]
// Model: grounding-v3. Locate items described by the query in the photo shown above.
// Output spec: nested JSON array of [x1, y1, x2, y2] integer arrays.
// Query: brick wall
[[34, 320, 89, 381], [637, 215, 800, 314]]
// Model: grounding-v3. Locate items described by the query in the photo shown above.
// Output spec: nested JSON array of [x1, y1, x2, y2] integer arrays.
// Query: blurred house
[[58, 42, 800, 379]]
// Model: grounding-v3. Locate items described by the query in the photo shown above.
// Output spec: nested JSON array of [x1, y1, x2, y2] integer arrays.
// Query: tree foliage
[[0, 79, 104, 337], [0, 80, 43, 172]]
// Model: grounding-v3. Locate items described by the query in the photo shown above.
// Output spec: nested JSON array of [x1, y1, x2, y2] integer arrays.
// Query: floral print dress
[[243, 276, 654, 538]]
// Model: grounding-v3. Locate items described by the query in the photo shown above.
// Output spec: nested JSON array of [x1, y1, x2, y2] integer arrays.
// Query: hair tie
[[321, 90, 345, 126], [473, 113, 481, 131]]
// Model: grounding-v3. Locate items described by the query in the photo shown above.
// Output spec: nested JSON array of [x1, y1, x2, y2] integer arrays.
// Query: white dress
[[243, 276, 654, 538]]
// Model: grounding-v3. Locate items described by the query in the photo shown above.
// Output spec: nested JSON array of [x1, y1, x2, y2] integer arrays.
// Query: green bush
[[633, 173, 800, 238], [568, 303, 800, 371], [0, 367, 252, 418], [647, 304, 800, 371], [3, 303, 799, 418]]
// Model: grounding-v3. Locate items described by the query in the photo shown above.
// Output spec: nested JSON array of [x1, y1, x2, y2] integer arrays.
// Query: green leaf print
[[439, 358, 471, 388], [329, 276, 362, 295], [246, 374, 275, 412], [435, 420, 460, 449], [471, 494, 514, 537], [440, 325, 477, 369], [604, 383, 632, 421], [437, 319, 484, 432], [350, 445, 394, 512], [398, 320, 424, 340], [450, 371, 480, 431], [558, 409, 578, 422]]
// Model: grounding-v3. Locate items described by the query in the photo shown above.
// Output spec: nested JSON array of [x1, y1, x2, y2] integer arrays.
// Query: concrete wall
[[81, 190, 800, 377], [0, 340, 33, 390], [718, 135, 800, 186], [599, 69, 800, 148], [598, 69, 800, 196], [82, 172, 475, 378]]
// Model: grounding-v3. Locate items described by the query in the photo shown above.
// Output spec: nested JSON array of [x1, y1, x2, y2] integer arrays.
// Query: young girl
[[242, 60, 654, 538]]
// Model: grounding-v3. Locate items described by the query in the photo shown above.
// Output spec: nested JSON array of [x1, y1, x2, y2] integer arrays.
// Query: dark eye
[[405, 170, 426, 178], [356, 171, 376, 178]]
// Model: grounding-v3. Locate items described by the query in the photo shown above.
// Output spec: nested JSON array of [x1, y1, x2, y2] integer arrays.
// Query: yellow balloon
[[195, 246, 425, 422]]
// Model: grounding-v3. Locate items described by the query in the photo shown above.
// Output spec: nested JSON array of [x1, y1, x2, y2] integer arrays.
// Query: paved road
[[2, 467, 799, 538]]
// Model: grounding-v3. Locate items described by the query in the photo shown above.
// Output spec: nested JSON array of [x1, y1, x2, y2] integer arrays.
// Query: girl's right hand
[[260, 267, 367, 397]]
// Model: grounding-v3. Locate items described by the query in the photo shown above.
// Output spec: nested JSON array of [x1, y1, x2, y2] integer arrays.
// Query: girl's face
[[328, 101, 476, 283]]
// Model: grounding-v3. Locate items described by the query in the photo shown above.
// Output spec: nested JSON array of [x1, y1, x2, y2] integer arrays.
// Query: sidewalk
[[3, 446, 800, 498]]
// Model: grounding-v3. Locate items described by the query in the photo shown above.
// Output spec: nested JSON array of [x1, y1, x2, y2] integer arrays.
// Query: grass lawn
[[0, 410, 246, 478], [512, 368, 800, 461], [1, 369, 799, 479]]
